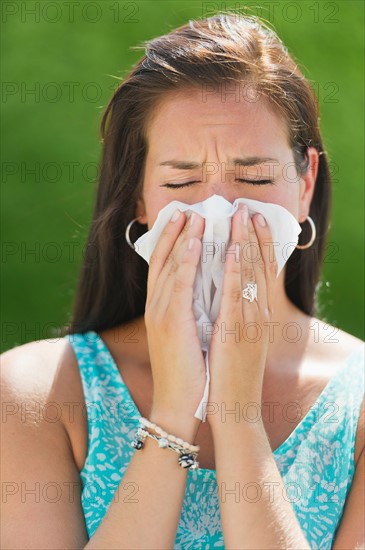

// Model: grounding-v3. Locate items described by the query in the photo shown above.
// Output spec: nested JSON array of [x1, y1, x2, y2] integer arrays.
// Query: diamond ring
[[242, 282, 258, 303]]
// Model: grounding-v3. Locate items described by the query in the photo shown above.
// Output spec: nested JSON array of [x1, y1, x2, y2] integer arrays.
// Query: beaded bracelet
[[131, 426, 200, 471], [130, 419, 200, 471], [139, 416, 200, 453]]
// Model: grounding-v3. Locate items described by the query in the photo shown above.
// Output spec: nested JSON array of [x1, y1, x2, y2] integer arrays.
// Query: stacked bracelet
[[139, 417, 200, 453], [130, 417, 200, 471]]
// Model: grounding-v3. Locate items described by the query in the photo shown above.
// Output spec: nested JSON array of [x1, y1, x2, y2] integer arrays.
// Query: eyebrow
[[159, 156, 279, 169]]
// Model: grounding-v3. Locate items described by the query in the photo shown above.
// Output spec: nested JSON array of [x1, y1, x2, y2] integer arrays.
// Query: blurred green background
[[1, 0, 364, 352]]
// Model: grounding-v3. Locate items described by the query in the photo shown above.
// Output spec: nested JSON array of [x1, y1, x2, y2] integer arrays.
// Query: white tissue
[[134, 194, 302, 422]]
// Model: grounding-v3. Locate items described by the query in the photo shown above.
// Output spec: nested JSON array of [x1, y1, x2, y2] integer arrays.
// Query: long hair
[[65, 12, 331, 335]]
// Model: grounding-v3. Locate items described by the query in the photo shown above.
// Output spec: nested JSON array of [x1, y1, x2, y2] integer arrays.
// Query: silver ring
[[242, 282, 258, 302]]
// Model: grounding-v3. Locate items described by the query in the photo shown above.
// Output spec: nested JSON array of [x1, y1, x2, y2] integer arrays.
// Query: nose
[[199, 162, 244, 204], [200, 184, 239, 205]]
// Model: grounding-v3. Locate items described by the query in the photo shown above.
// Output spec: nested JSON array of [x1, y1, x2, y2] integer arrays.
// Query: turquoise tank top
[[65, 331, 364, 549]]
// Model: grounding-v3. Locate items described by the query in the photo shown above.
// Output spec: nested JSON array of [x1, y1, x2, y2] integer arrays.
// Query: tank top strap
[[274, 344, 364, 465], [274, 345, 364, 549], [64, 330, 140, 424], [322, 345, 365, 469]]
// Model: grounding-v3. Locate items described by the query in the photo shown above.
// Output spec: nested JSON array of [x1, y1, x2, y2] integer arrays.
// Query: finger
[[245, 212, 268, 319], [251, 212, 277, 318], [218, 204, 252, 322], [146, 209, 186, 308], [164, 236, 203, 321], [157, 213, 204, 315], [147, 212, 205, 315], [234, 204, 260, 324]]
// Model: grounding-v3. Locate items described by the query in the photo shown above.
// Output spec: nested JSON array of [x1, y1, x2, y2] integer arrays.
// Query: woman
[[2, 12, 364, 550]]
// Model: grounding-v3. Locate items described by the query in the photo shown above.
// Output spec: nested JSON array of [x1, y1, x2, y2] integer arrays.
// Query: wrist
[[210, 416, 266, 439], [206, 393, 263, 428], [149, 409, 201, 443]]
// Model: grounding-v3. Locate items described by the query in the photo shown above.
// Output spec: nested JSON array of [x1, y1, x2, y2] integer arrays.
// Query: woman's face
[[136, 87, 318, 229]]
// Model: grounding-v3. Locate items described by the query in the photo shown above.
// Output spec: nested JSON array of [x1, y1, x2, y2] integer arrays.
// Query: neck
[[265, 268, 311, 370]]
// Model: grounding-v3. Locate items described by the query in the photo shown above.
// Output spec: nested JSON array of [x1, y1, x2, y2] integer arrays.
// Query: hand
[[207, 205, 277, 429], [144, 210, 206, 437]]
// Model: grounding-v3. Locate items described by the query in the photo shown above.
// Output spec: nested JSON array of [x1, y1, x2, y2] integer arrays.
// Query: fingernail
[[188, 237, 195, 250], [257, 214, 266, 227], [170, 209, 180, 223], [189, 212, 196, 226]]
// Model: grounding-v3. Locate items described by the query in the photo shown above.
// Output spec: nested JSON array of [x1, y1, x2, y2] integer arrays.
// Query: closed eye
[[161, 179, 274, 189]]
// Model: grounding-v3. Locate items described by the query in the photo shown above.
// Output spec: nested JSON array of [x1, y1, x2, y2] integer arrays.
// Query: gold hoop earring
[[125, 216, 142, 250], [295, 215, 316, 249]]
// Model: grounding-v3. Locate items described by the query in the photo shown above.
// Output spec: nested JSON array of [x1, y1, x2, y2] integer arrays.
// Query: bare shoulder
[[1, 339, 89, 546], [1, 337, 85, 439], [307, 317, 364, 364], [294, 316, 363, 386], [1, 336, 81, 404]]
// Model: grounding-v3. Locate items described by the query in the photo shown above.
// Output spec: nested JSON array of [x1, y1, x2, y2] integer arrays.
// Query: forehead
[[144, 87, 290, 157]]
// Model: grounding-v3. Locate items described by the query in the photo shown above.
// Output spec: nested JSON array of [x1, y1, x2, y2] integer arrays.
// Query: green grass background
[[1, 0, 364, 352]]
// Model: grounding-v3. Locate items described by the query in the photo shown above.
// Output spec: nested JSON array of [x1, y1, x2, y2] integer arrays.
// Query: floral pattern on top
[[65, 332, 364, 549]]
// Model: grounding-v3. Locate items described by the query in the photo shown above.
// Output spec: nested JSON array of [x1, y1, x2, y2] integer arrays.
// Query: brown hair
[[65, 11, 331, 335]]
